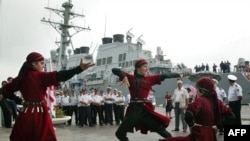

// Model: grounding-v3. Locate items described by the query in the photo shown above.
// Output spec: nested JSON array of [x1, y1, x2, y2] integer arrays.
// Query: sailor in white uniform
[[212, 79, 227, 135], [212, 79, 227, 103], [69, 91, 79, 125], [61, 91, 71, 125], [114, 90, 125, 125], [227, 74, 243, 125], [92, 88, 105, 125], [104, 87, 115, 125]]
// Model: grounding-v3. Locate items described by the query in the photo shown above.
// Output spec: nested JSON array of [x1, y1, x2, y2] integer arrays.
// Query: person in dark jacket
[[1, 80, 22, 122], [112, 58, 180, 141], [0, 88, 14, 128]]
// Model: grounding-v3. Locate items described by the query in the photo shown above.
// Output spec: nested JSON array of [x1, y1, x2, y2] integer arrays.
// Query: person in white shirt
[[77, 90, 84, 127], [78, 89, 93, 127], [212, 79, 227, 103], [92, 88, 105, 126], [55, 91, 63, 107], [113, 88, 119, 125], [104, 87, 115, 125], [126, 93, 131, 106], [227, 74, 243, 125], [61, 91, 71, 125], [99, 90, 106, 122], [172, 80, 189, 132], [212, 79, 227, 135], [114, 90, 125, 125], [69, 91, 79, 125], [89, 88, 95, 125], [147, 89, 156, 109]]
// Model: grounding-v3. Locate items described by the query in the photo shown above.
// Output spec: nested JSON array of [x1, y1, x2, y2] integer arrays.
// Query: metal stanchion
[[0, 107, 2, 127]]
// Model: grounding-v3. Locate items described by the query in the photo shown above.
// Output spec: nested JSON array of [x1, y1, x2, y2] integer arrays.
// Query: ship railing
[[0, 107, 2, 127], [85, 80, 104, 85]]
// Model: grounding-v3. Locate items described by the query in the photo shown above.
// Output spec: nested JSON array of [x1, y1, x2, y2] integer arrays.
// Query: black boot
[[118, 137, 129, 141], [157, 130, 172, 138], [115, 131, 129, 141]]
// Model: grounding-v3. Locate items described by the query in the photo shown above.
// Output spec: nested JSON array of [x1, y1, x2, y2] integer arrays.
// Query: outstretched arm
[[185, 110, 195, 127], [57, 59, 95, 81], [160, 72, 181, 81], [112, 68, 130, 87]]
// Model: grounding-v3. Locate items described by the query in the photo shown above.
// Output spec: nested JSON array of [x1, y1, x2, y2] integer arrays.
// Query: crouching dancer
[[112, 58, 180, 141], [160, 77, 234, 141]]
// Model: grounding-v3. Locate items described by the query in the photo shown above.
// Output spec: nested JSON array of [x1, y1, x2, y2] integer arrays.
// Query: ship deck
[[0, 105, 249, 141]]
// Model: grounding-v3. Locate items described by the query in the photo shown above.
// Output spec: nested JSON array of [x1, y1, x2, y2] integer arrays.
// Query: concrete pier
[[0, 105, 249, 141]]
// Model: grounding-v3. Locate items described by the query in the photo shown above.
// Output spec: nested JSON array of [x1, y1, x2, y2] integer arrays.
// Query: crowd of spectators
[[194, 60, 231, 73]]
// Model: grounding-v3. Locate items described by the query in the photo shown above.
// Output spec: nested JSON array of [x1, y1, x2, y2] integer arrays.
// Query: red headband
[[196, 77, 214, 91], [135, 59, 148, 68], [26, 52, 44, 63]]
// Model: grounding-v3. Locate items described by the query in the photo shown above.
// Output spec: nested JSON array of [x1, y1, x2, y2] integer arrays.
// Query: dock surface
[[1, 105, 249, 141]]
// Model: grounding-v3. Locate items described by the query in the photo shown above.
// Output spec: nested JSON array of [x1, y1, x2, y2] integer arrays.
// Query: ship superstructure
[[73, 30, 192, 88]]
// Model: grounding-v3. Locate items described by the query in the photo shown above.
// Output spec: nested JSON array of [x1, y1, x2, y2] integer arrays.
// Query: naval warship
[[42, 0, 250, 105], [67, 34, 250, 105]]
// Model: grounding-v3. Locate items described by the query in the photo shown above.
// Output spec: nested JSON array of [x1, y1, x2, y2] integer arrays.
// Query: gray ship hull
[[153, 72, 250, 105], [90, 72, 250, 105]]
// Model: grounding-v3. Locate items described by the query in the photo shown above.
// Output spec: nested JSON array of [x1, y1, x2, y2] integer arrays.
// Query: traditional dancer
[[161, 77, 234, 141], [2, 52, 94, 141], [112, 58, 180, 141]]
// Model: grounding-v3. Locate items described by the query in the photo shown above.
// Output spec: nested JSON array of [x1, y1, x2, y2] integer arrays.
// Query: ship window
[[119, 54, 123, 62], [133, 60, 136, 66], [123, 53, 126, 61], [126, 62, 129, 67], [97, 59, 102, 66], [107, 57, 112, 64], [102, 58, 106, 65]]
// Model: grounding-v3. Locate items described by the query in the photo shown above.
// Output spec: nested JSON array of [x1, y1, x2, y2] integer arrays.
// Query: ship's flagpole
[[0, 0, 3, 61], [0, 0, 2, 126], [104, 12, 107, 37]]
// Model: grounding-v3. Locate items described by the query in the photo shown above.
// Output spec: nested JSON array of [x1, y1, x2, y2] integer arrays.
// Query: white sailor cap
[[106, 86, 112, 90], [228, 74, 237, 81], [212, 79, 218, 84]]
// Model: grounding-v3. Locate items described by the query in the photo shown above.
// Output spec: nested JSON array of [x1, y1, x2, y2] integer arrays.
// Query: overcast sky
[[1, 0, 250, 81]]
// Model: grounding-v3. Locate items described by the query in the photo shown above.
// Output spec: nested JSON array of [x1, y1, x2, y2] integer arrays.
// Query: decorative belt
[[193, 123, 217, 130], [22, 101, 44, 113], [130, 98, 149, 103]]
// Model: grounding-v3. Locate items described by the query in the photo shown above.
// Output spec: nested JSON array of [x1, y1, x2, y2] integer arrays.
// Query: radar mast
[[41, 0, 90, 70]]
